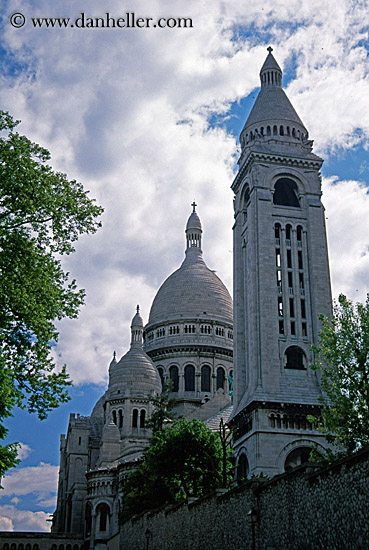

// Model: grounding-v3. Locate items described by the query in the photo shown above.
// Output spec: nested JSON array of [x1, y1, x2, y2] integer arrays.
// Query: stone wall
[[120, 447, 369, 550]]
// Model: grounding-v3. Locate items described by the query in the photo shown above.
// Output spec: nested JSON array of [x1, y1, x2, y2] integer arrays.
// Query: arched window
[[132, 409, 138, 428], [157, 367, 165, 387], [273, 125, 278, 135], [216, 367, 225, 390], [273, 178, 300, 207], [85, 503, 92, 536], [284, 446, 312, 471], [275, 223, 281, 244], [96, 502, 110, 532], [285, 346, 305, 369], [279, 125, 284, 136], [184, 365, 195, 391], [243, 185, 250, 206], [286, 224, 292, 241], [140, 409, 146, 428], [119, 409, 123, 429], [112, 410, 117, 425], [201, 365, 211, 392], [237, 453, 249, 481], [18, 544, 24, 550], [297, 225, 303, 242], [169, 366, 179, 392], [267, 125, 271, 136]]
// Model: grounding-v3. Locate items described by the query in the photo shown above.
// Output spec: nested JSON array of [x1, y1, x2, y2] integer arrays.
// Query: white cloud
[[323, 177, 369, 303], [17, 443, 33, 460], [0, 0, 368, 390], [0, 463, 58, 503], [0, 505, 50, 532], [0, 516, 14, 530]]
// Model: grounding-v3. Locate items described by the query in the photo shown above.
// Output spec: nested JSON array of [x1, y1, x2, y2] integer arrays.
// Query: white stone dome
[[148, 252, 232, 324], [148, 205, 232, 326]]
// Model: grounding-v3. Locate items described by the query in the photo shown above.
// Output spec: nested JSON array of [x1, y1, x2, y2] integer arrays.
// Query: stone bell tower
[[230, 48, 332, 477]]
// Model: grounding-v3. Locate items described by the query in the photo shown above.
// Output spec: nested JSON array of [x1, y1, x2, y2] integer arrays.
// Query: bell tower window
[[273, 178, 300, 207]]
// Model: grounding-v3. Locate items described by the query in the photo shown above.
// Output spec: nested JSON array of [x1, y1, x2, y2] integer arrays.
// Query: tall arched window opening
[[273, 178, 300, 207], [285, 346, 305, 369], [216, 367, 225, 390], [184, 365, 195, 391], [169, 366, 179, 392], [140, 410, 146, 428], [132, 409, 138, 428], [201, 365, 211, 392]]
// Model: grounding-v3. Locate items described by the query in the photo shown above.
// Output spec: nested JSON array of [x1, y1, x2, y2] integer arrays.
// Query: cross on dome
[[191, 201, 197, 212]]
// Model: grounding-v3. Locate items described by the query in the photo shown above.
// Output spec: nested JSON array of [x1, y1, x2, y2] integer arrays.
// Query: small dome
[[109, 308, 162, 396], [131, 305, 143, 328], [186, 202, 202, 231]]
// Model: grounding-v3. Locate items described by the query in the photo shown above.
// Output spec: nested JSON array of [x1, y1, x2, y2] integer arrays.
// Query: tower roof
[[147, 205, 232, 325], [241, 47, 306, 134], [186, 201, 202, 231]]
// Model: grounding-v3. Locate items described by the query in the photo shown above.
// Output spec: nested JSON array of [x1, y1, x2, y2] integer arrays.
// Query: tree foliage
[[311, 293, 369, 455], [0, 111, 103, 475], [145, 380, 177, 433], [122, 418, 233, 521]]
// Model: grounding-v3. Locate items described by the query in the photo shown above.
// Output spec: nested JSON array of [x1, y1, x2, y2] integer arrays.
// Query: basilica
[[0, 48, 335, 550]]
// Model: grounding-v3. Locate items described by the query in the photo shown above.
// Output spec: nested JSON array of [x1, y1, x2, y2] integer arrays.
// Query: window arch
[[184, 365, 195, 391], [273, 177, 300, 207], [297, 225, 303, 242], [119, 409, 123, 429], [285, 346, 306, 369], [169, 365, 179, 392], [216, 367, 225, 390], [132, 408, 138, 428], [96, 502, 110, 532], [140, 409, 146, 428], [243, 185, 250, 206], [85, 502, 92, 536], [157, 367, 165, 388], [201, 365, 211, 392], [284, 446, 312, 471], [237, 453, 249, 481], [112, 410, 117, 425]]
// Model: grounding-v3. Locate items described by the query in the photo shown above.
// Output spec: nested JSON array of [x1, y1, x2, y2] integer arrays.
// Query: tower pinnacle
[[185, 203, 202, 253]]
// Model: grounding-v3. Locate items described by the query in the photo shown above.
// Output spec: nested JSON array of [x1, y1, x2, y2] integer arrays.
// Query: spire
[[260, 46, 282, 88], [130, 305, 143, 349], [239, 47, 307, 146], [110, 350, 117, 366], [185, 202, 202, 256]]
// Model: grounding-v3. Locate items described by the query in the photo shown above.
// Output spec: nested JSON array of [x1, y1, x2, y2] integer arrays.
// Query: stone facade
[[230, 48, 332, 476], [49, 208, 234, 547], [120, 447, 369, 550], [143, 203, 233, 421]]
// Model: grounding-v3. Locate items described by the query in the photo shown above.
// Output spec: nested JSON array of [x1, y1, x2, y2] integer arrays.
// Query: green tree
[[122, 418, 233, 520], [0, 111, 103, 476], [311, 293, 369, 456], [145, 380, 177, 433]]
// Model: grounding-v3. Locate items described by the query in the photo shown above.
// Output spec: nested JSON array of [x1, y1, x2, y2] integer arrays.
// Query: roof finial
[[267, 46, 273, 54], [191, 200, 197, 213], [136, 304, 140, 314], [113, 351, 116, 360]]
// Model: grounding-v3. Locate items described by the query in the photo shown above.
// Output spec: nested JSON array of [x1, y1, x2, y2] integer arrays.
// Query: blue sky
[[1, 0, 369, 531]]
